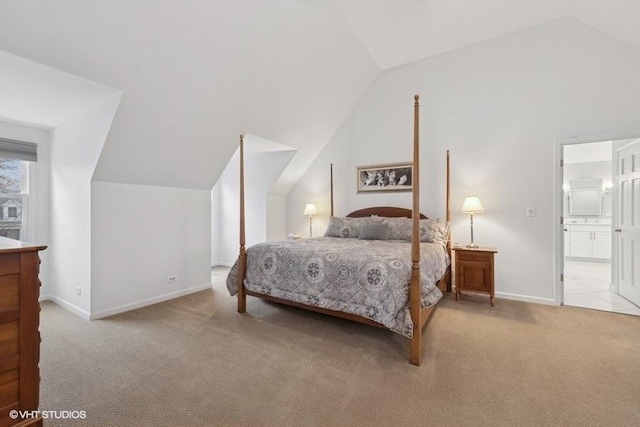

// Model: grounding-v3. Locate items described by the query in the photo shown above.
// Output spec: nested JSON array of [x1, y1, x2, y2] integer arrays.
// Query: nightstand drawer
[[456, 250, 493, 263]]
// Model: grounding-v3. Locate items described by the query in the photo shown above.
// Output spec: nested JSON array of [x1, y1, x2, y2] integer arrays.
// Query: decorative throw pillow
[[326, 215, 449, 244], [359, 222, 389, 240], [384, 217, 413, 241], [417, 218, 449, 244], [382, 217, 449, 244], [324, 217, 365, 238], [420, 218, 450, 246]]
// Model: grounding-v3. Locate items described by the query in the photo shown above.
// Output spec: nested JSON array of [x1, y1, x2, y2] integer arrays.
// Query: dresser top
[[0, 236, 47, 253]]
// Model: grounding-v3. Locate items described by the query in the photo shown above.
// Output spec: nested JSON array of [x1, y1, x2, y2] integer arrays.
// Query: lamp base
[[466, 243, 479, 248]]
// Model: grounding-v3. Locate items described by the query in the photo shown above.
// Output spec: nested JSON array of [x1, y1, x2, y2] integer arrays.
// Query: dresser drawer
[[0, 375, 18, 408], [0, 255, 19, 277], [0, 321, 19, 359], [0, 275, 19, 312]]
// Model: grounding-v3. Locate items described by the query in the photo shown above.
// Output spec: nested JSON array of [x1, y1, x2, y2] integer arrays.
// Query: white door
[[616, 140, 640, 306]]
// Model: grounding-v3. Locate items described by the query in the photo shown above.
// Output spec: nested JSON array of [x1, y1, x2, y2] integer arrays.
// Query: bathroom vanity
[[564, 219, 612, 261]]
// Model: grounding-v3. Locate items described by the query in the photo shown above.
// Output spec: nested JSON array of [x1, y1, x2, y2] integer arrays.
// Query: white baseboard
[[495, 291, 557, 306], [212, 262, 234, 268], [44, 295, 91, 320], [89, 283, 213, 320]]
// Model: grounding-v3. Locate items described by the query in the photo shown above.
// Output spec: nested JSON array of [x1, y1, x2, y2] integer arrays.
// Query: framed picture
[[356, 162, 413, 193]]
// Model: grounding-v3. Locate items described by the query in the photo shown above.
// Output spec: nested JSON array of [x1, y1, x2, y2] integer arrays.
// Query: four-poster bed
[[226, 95, 452, 365]]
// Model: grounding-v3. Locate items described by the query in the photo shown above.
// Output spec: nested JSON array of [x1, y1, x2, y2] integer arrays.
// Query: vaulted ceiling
[[0, 1, 639, 192], [333, 0, 640, 70]]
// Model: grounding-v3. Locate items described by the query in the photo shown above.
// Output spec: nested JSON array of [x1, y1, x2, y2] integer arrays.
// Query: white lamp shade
[[462, 196, 484, 214], [303, 203, 317, 216]]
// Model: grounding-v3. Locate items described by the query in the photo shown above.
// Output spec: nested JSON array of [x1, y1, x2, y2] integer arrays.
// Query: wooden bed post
[[409, 95, 422, 366], [445, 149, 452, 292], [330, 163, 334, 217], [237, 134, 247, 313]]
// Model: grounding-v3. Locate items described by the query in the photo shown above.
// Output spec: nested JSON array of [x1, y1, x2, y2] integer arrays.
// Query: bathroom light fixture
[[462, 196, 484, 248], [303, 203, 317, 238]]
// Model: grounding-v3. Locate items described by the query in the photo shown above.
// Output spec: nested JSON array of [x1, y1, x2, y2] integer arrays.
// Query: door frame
[[554, 131, 640, 306]]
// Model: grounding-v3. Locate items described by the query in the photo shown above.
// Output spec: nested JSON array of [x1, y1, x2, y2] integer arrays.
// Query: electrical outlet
[[526, 206, 536, 217], [75, 287, 82, 296], [167, 275, 177, 283]]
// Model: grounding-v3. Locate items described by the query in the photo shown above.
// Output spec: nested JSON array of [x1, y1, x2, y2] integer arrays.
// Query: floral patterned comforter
[[226, 237, 448, 338]]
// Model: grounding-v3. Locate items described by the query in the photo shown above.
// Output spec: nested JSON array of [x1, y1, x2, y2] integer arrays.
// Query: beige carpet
[[39, 273, 640, 427]]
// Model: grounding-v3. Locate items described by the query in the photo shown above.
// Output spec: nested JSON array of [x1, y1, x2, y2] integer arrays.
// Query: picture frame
[[356, 162, 413, 193]]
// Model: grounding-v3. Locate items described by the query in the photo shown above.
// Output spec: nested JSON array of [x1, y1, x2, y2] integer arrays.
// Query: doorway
[[559, 139, 640, 315]]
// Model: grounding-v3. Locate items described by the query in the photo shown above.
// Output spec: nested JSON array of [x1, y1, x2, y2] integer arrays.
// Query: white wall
[[267, 194, 287, 241], [91, 182, 211, 318], [0, 120, 51, 295], [288, 18, 640, 304], [215, 149, 296, 266], [49, 95, 121, 317], [211, 182, 220, 265]]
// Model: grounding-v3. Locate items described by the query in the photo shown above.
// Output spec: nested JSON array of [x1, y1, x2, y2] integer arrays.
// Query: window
[[0, 138, 36, 242], [0, 158, 28, 240]]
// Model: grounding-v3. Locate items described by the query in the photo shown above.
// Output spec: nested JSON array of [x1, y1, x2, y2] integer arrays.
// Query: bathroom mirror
[[569, 189, 602, 215]]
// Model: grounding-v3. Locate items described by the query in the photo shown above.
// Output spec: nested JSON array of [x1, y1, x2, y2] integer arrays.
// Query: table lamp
[[462, 196, 484, 248], [303, 203, 317, 238]]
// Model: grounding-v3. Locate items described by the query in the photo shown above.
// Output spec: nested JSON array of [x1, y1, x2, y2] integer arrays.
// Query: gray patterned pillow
[[383, 217, 449, 244], [324, 217, 366, 238], [359, 222, 389, 240], [421, 218, 450, 246], [384, 217, 413, 241]]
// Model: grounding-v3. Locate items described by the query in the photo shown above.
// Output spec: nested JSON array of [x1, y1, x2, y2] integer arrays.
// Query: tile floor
[[564, 260, 640, 316]]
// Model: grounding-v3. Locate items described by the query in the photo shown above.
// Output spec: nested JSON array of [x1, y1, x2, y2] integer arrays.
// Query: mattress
[[226, 237, 448, 338]]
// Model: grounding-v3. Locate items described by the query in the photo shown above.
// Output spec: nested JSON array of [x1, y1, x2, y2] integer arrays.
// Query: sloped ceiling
[[0, 50, 120, 129], [333, 0, 640, 70], [333, 0, 571, 70], [1, 1, 640, 191], [0, 0, 379, 191]]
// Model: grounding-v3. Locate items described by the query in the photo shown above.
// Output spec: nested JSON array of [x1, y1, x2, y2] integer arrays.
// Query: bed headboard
[[346, 206, 427, 219]]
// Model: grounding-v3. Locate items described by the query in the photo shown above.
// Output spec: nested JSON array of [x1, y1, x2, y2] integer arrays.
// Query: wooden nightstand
[[453, 246, 498, 306]]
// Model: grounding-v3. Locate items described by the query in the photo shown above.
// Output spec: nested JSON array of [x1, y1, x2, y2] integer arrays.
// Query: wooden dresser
[[0, 238, 47, 427]]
